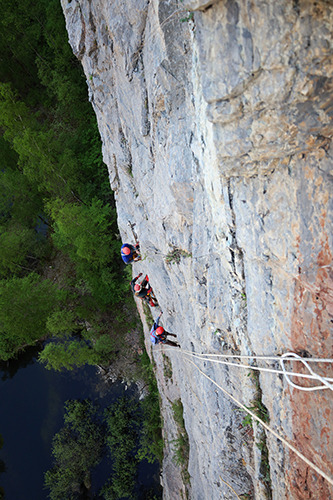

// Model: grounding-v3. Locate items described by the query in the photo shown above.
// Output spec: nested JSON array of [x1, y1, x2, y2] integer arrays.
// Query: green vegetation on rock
[[172, 399, 190, 485]]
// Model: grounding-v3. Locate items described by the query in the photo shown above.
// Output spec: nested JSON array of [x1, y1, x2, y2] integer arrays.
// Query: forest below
[[0, 0, 124, 368], [0, 0, 162, 498]]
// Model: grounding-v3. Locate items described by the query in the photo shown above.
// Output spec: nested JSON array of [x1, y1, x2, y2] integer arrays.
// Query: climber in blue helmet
[[121, 242, 141, 264], [150, 312, 180, 347]]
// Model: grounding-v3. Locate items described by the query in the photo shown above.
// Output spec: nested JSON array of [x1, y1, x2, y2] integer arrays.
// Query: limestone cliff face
[[61, 1, 333, 498]]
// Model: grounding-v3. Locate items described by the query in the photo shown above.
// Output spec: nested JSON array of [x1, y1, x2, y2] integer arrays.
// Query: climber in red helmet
[[150, 312, 179, 347], [121, 243, 141, 264], [130, 273, 158, 307]]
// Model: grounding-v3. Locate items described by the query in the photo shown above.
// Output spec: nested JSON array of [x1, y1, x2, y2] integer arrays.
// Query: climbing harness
[[145, 288, 158, 307]]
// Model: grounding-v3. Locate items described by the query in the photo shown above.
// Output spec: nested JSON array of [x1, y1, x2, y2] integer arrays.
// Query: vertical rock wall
[[61, 0, 333, 498]]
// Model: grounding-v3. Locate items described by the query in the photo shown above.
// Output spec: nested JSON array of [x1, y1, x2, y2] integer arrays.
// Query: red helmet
[[122, 246, 131, 255], [134, 284, 141, 292], [156, 326, 164, 335]]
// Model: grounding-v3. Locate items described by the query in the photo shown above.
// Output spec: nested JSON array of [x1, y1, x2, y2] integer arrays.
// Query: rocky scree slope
[[61, 0, 333, 499]]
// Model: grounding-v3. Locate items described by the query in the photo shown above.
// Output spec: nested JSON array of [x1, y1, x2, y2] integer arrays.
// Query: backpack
[[150, 323, 159, 345], [150, 332, 159, 344]]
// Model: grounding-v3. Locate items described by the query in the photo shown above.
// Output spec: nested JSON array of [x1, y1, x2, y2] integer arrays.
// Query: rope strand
[[176, 348, 333, 363], [179, 351, 333, 389], [280, 352, 333, 392], [163, 347, 333, 390], [183, 355, 333, 486]]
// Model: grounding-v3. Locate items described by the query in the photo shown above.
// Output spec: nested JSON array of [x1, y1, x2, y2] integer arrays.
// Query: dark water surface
[[0, 347, 161, 499]]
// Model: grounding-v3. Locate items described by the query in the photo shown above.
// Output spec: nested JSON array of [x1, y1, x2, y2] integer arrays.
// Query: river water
[[0, 346, 161, 499]]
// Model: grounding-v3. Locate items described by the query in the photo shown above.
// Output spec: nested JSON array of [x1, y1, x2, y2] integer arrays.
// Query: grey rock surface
[[61, 0, 333, 498]]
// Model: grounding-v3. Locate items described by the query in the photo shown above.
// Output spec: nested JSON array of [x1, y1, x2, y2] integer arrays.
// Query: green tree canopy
[[38, 340, 95, 372], [0, 224, 37, 276], [47, 198, 118, 267], [0, 166, 43, 227], [0, 273, 63, 360], [102, 397, 140, 500], [44, 399, 104, 500], [0, 0, 125, 369]]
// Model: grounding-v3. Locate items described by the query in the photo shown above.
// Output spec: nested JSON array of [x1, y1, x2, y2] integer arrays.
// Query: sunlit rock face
[[62, 1, 333, 498]]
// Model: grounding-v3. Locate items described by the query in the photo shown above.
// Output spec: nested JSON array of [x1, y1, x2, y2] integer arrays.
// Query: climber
[[150, 312, 179, 347], [121, 242, 141, 264], [131, 273, 158, 307]]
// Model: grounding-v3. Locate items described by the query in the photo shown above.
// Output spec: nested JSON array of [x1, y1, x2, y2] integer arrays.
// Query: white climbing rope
[[185, 352, 333, 390], [280, 352, 333, 392], [177, 349, 333, 363], [181, 355, 333, 487], [163, 348, 333, 391]]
